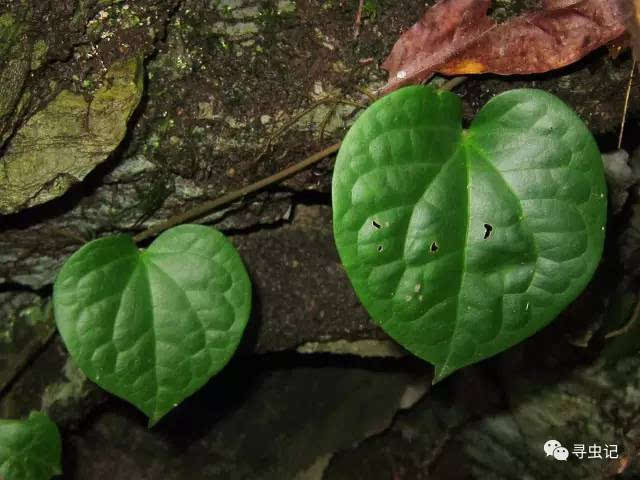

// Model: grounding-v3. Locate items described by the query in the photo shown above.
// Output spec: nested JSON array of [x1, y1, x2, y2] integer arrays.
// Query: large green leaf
[[332, 86, 606, 381], [0, 412, 62, 480], [53, 225, 251, 425]]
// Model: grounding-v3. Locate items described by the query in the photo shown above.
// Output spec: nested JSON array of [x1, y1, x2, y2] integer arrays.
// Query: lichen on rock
[[0, 56, 144, 214], [0, 13, 31, 147]]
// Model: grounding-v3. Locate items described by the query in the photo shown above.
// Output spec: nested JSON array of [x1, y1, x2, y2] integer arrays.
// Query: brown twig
[[354, 0, 365, 39], [618, 60, 636, 150], [336, 98, 369, 109], [440, 76, 468, 92], [254, 96, 336, 164], [49, 227, 90, 245], [319, 102, 338, 142], [605, 293, 640, 339], [133, 142, 341, 243]]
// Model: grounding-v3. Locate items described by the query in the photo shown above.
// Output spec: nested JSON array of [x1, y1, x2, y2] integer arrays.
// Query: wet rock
[[233, 204, 384, 353], [325, 351, 640, 480], [65, 356, 430, 479], [296, 339, 405, 358], [0, 336, 104, 428]]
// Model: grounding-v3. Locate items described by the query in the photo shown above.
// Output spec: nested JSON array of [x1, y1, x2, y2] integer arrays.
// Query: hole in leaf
[[483, 223, 493, 239], [372, 220, 381, 229], [377, 245, 383, 252], [430, 241, 439, 253]]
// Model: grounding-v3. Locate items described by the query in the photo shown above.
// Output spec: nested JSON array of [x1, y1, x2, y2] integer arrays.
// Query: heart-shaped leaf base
[[53, 225, 251, 425], [332, 86, 606, 381]]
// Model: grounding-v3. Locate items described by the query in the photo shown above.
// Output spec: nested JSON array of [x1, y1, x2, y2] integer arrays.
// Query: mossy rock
[[0, 56, 144, 214]]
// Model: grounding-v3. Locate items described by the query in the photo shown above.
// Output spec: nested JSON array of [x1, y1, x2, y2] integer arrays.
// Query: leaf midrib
[[141, 253, 218, 421], [464, 136, 541, 295], [138, 254, 161, 421], [437, 137, 471, 378]]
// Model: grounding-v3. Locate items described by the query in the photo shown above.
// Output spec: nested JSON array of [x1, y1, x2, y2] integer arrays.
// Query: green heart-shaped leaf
[[0, 412, 62, 480], [332, 86, 606, 381], [53, 225, 251, 425]]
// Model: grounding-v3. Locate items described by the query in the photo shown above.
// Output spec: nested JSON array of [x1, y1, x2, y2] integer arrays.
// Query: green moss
[[22, 302, 50, 327], [276, 0, 296, 14], [362, 0, 382, 21], [0, 14, 22, 60], [258, 1, 296, 32], [0, 57, 29, 121], [30, 39, 48, 70], [0, 12, 30, 143], [90, 56, 144, 141], [0, 57, 144, 214]]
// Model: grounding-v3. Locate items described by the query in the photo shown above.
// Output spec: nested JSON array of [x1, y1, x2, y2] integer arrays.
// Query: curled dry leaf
[[381, 0, 495, 92], [382, 0, 626, 93]]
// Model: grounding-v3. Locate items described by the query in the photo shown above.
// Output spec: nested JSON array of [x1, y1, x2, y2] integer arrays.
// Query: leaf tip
[[432, 363, 455, 384], [147, 414, 162, 429], [147, 403, 175, 428]]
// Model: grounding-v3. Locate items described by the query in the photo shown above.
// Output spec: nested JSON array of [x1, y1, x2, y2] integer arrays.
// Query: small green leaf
[[53, 225, 251, 425], [332, 86, 606, 381], [0, 412, 62, 480]]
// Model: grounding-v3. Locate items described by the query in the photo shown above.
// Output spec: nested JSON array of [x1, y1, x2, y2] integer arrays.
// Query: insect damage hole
[[372, 220, 381, 229], [483, 223, 493, 239], [377, 245, 383, 252], [429, 241, 439, 253]]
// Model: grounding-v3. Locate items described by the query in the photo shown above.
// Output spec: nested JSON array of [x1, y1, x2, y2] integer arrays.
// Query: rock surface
[[64, 358, 430, 479], [1, 0, 640, 478], [0, 292, 54, 392]]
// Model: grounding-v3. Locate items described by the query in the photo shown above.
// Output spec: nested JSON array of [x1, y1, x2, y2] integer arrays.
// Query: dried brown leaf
[[382, 0, 626, 92], [381, 0, 495, 92]]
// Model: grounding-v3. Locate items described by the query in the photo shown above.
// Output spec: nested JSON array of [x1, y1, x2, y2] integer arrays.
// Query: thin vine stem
[[605, 292, 640, 339], [133, 142, 341, 243], [440, 76, 467, 92], [618, 60, 636, 150]]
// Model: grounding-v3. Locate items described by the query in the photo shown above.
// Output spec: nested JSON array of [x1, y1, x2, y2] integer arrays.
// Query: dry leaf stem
[[618, 60, 636, 149]]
